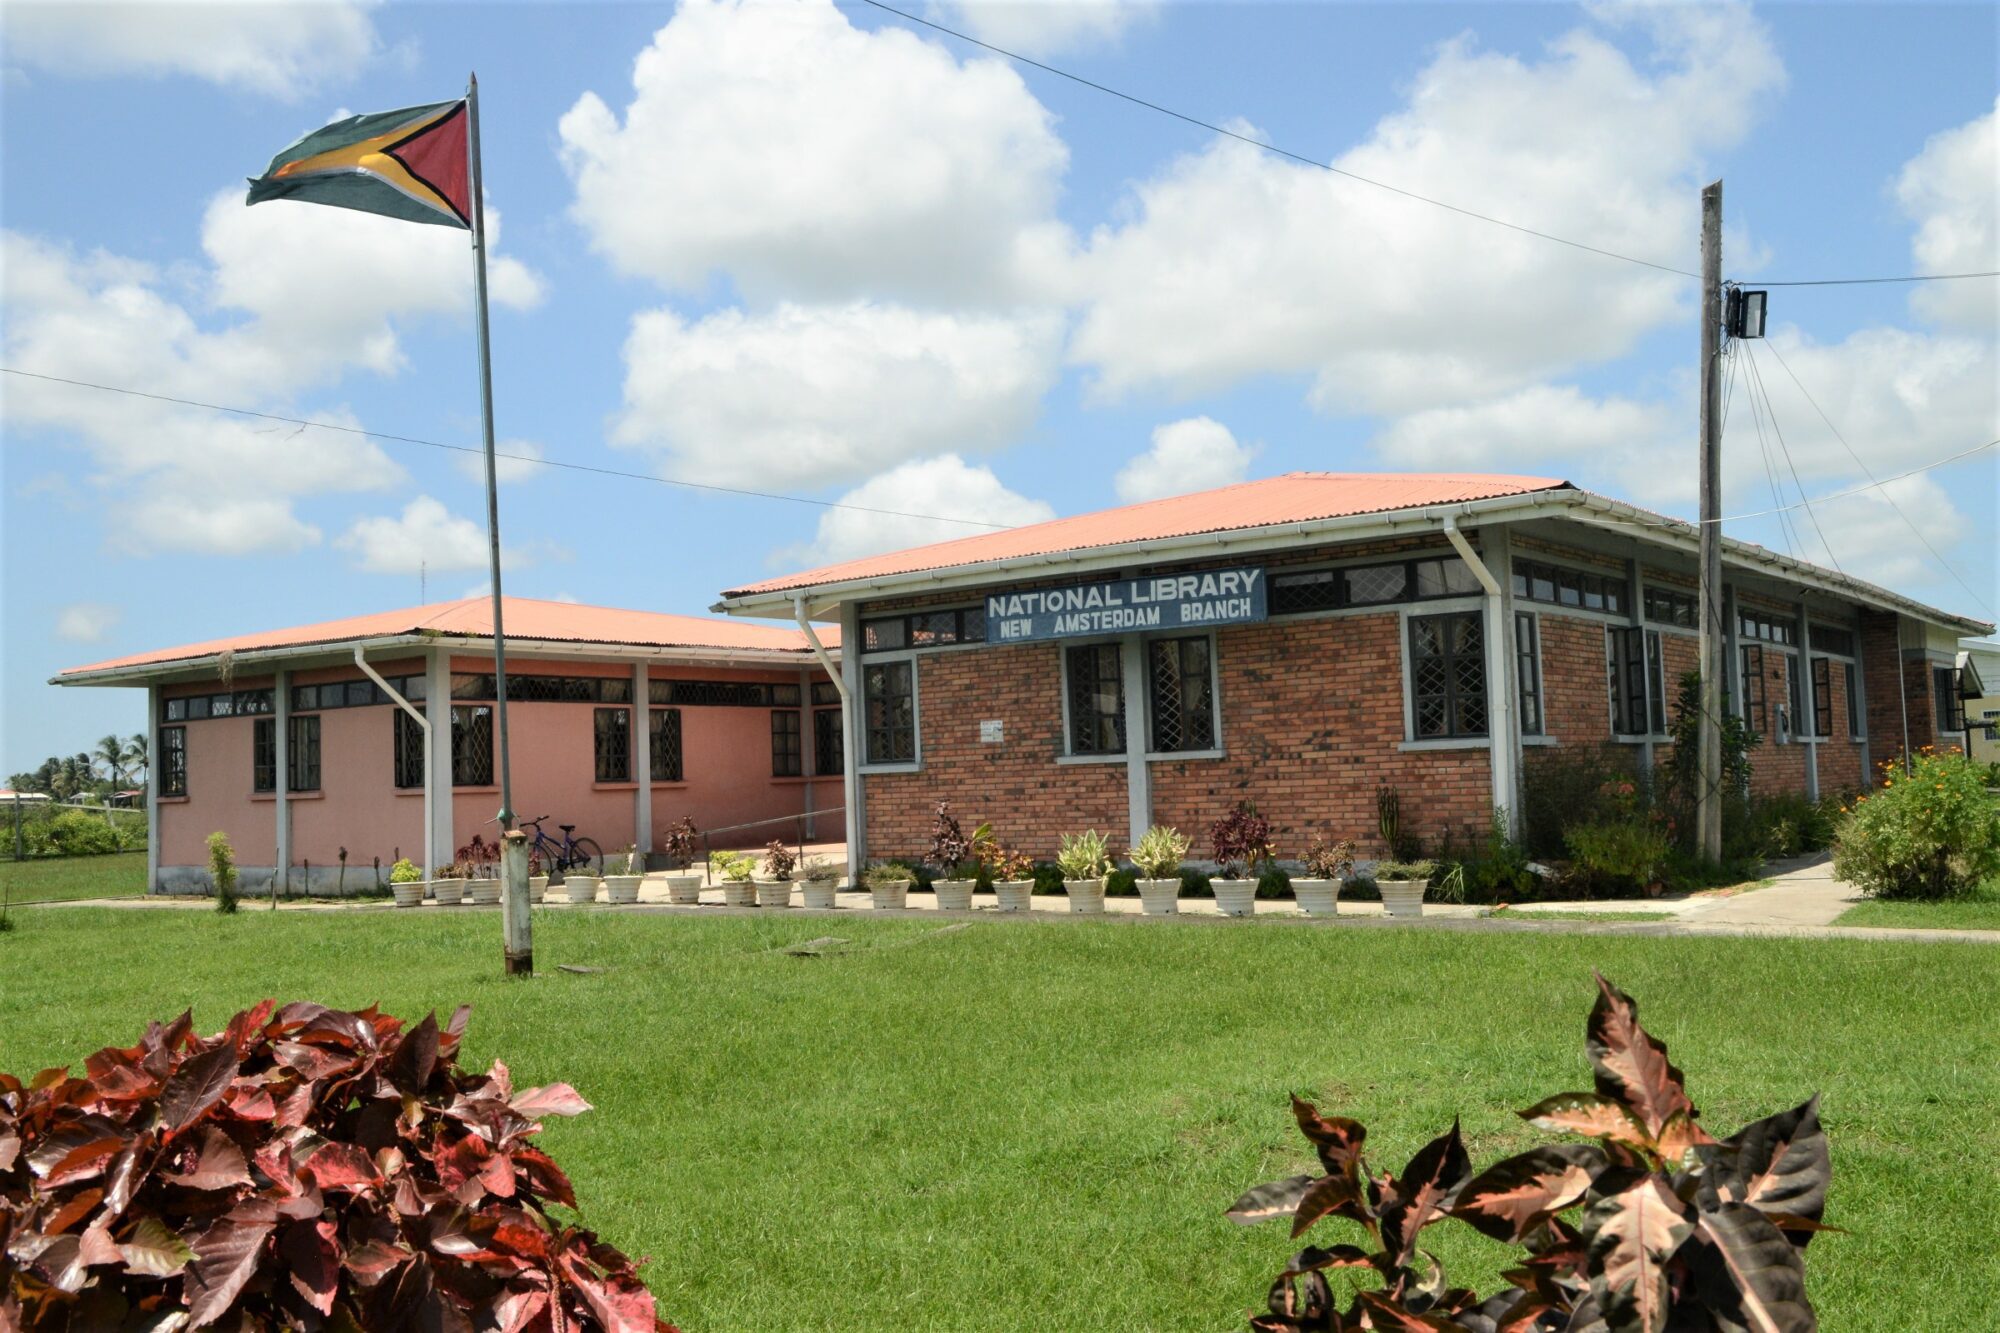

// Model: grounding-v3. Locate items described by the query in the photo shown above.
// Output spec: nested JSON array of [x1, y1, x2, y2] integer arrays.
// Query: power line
[[0, 366, 1013, 531], [1752, 339, 1989, 612], [1740, 341, 1839, 572], [849, 0, 1699, 280], [1755, 270, 2000, 288]]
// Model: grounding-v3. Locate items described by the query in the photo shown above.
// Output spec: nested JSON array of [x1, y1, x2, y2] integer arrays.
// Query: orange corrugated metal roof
[[725, 472, 1572, 597], [59, 596, 837, 678]]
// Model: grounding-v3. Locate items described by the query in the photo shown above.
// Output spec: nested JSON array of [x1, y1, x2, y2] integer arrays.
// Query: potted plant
[[389, 857, 424, 909], [799, 856, 841, 910], [927, 802, 988, 911], [460, 838, 500, 906], [710, 849, 757, 906], [756, 839, 797, 907], [660, 815, 702, 905], [431, 856, 467, 906], [604, 844, 644, 905], [1372, 859, 1435, 919], [562, 858, 600, 905], [527, 848, 548, 904], [989, 845, 1037, 913], [1128, 825, 1191, 916], [1208, 801, 1275, 918], [863, 862, 911, 910], [1056, 830, 1111, 914], [1293, 836, 1353, 917]]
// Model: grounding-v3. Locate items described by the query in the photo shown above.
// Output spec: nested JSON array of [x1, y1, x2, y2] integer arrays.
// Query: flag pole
[[466, 73, 530, 976]]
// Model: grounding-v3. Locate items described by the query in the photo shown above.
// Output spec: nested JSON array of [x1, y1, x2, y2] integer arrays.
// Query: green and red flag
[[247, 99, 471, 228]]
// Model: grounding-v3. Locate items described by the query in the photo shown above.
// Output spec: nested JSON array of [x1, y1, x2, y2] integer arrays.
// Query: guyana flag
[[247, 100, 471, 229]]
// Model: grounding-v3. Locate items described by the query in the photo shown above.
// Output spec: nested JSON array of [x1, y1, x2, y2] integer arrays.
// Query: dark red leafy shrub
[[0, 1001, 675, 1331], [1228, 975, 1830, 1332]]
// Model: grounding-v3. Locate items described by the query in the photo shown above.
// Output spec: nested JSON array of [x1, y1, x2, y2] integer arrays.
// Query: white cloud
[[1, 186, 542, 557], [1779, 474, 1971, 595], [336, 496, 522, 576], [1, 0, 382, 98], [935, 0, 1155, 57], [54, 602, 120, 643], [1896, 96, 1998, 332], [454, 439, 545, 486], [612, 301, 1063, 490], [1113, 416, 1260, 503], [1067, 4, 1782, 413], [558, 0, 1069, 304], [777, 455, 1054, 568], [1374, 385, 1673, 471]]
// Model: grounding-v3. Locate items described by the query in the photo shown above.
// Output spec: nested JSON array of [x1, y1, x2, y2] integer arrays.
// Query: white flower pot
[[604, 874, 643, 905], [994, 880, 1035, 913], [664, 873, 702, 905], [721, 880, 757, 907], [933, 878, 976, 911], [528, 875, 548, 904], [1292, 879, 1340, 917], [1211, 879, 1258, 917], [563, 875, 600, 904], [869, 880, 910, 910], [432, 878, 466, 906], [393, 882, 425, 908], [465, 878, 501, 906], [1063, 879, 1106, 914], [1379, 880, 1426, 919], [802, 881, 839, 910], [754, 879, 792, 908], [1138, 878, 1181, 915]]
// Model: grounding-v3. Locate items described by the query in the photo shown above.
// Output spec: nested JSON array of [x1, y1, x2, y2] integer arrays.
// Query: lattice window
[[159, 726, 186, 797], [863, 661, 916, 764], [649, 708, 684, 782], [287, 715, 320, 792], [594, 708, 631, 782], [861, 608, 987, 653], [1065, 643, 1125, 755], [253, 718, 276, 793], [1410, 613, 1486, 739], [1414, 557, 1480, 598], [393, 710, 425, 789], [770, 711, 803, 777], [653, 679, 778, 708], [452, 706, 493, 785], [811, 681, 841, 706], [1269, 570, 1339, 615], [452, 674, 497, 701], [1514, 612, 1543, 737], [1346, 564, 1408, 605], [814, 707, 844, 776], [1738, 646, 1766, 733], [1148, 637, 1216, 753]]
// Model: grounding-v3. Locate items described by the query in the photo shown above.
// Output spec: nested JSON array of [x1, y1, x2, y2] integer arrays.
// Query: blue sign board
[[986, 567, 1267, 644]]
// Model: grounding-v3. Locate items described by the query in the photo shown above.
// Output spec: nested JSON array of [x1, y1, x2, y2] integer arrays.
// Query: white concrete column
[[145, 684, 160, 894], [1121, 632, 1151, 846], [425, 648, 453, 878], [632, 661, 651, 857], [840, 601, 866, 876], [274, 669, 290, 894], [1798, 604, 1818, 800], [798, 664, 816, 842]]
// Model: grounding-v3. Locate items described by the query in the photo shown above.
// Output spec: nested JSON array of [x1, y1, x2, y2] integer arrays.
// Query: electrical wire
[[849, 0, 1699, 280], [0, 366, 1013, 531], [1753, 339, 1990, 612], [1737, 345, 1798, 556], [1740, 342, 1839, 571], [1755, 270, 2000, 287]]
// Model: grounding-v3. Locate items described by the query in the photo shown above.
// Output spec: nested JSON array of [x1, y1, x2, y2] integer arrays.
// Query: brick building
[[716, 473, 1991, 864]]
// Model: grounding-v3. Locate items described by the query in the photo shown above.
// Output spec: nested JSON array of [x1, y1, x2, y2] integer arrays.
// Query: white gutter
[[354, 647, 432, 883], [1442, 516, 1519, 837]]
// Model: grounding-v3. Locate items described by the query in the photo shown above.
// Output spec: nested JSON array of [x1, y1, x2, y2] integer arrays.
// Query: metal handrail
[[694, 805, 846, 886]]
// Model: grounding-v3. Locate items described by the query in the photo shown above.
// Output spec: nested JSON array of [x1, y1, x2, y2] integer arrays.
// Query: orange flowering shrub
[[1832, 750, 2000, 900]]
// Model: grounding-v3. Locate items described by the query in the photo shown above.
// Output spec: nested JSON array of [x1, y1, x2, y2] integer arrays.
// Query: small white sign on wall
[[979, 719, 1004, 744]]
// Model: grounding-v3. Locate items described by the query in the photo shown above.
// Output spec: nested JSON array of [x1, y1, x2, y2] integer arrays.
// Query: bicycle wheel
[[567, 837, 603, 875]]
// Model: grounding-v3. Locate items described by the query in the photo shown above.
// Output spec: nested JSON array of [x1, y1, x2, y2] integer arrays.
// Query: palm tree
[[126, 733, 148, 786], [96, 734, 128, 789]]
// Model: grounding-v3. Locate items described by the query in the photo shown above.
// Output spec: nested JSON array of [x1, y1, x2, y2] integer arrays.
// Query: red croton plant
[[0, 1000, 674, 1331], [1228, 975, 1830, 1332]]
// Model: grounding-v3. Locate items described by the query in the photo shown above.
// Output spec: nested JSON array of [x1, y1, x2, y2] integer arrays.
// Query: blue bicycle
[[522, 815, 602, 874]]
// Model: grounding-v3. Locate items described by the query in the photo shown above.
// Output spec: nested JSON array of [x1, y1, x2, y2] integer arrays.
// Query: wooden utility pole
[[1696, 180, 1725, 862]]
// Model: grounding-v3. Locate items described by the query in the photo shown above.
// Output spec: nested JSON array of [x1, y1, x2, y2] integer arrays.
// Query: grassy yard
[[0, 850, 148, 904], [1834, 877, 2000, 931], [3, 909, 1996, 1331]]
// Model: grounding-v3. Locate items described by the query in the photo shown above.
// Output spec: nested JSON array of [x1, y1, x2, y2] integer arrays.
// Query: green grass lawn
[[4, 909, 1996, 1331], [1487, 908, 1676, 923], [0, 850, 148, 904], [1834, 877, 2000, 931]]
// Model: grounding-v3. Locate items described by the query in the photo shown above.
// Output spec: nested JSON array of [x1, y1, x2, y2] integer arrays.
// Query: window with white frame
[[1514, 612, 1543, 736], [1064, 643, 1126, 756], [862, 660, 916, 765], [1605, 627, 1663, 737], [1409, 613, 1487, 740]]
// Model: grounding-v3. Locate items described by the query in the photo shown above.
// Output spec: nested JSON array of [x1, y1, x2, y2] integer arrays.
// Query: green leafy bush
[[1255, 864, 1292, 900], [1833, 750, 2000, 900], [1520, 745, 1643, 860], [28, 810, 121, 858], [1055, 830, 1112, 882], [1128, 825, 1190, 880], [1178, 868, 1214, 898], [388, 857, 424, 884], [206, 831, 237, 914], [1435, 814, 1539, 903], [1748, 792, 1841, 858], [1103, 867, 1138, 898], [1564, 819, 1670, 895], [1229, 975, 1828, 1331]]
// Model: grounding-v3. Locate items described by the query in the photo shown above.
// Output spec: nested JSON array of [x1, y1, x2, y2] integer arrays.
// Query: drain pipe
[[355, 648, 435, 878], [1442, 516, 1519, 837], [794, 595, 856, 874]]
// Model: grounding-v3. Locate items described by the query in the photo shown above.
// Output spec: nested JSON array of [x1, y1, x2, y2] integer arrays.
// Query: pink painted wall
[[646, 664, 831, 852]]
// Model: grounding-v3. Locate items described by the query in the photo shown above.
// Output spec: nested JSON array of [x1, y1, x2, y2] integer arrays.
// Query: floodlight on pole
[[1726, 287, 1768, 339]]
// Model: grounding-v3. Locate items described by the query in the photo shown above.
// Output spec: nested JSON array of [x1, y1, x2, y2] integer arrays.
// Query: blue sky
[[3, 0, 1995, 776]]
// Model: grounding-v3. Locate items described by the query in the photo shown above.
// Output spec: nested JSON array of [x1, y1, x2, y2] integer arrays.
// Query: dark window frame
[[1064, 642, 1127, 756], [647, 679, 798, 708], [1146, 635, 1218, 754], [253, 717, 276, 793], [861, 606, 988, 654], [393, 709, 425, 789], [159, 725, 187, 797], [1738, 610, 1797, 646], [1268, 555, 1480, 617], [1809, 624, 1857, 657], [1512, 558, 1629, 617], [1809, 656, 1834, 739], [649, 707, 684, 783], [451, 705, 494, 786], [813, 706, 844, 777], [1739, 645, 1767, 734], [1606, 626, 1652, 738], [862, 659, 917, 766], [287, 715, 320, 792], [593, 707, 632, 783], [1844, 661, 1862, 739], [771, 710, 803, 777], [1934, 666, 1967, 733], [1408, 612, 1488, 740], [1643, 585, 1698, 629], [1514, 611, 1543, 737]]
